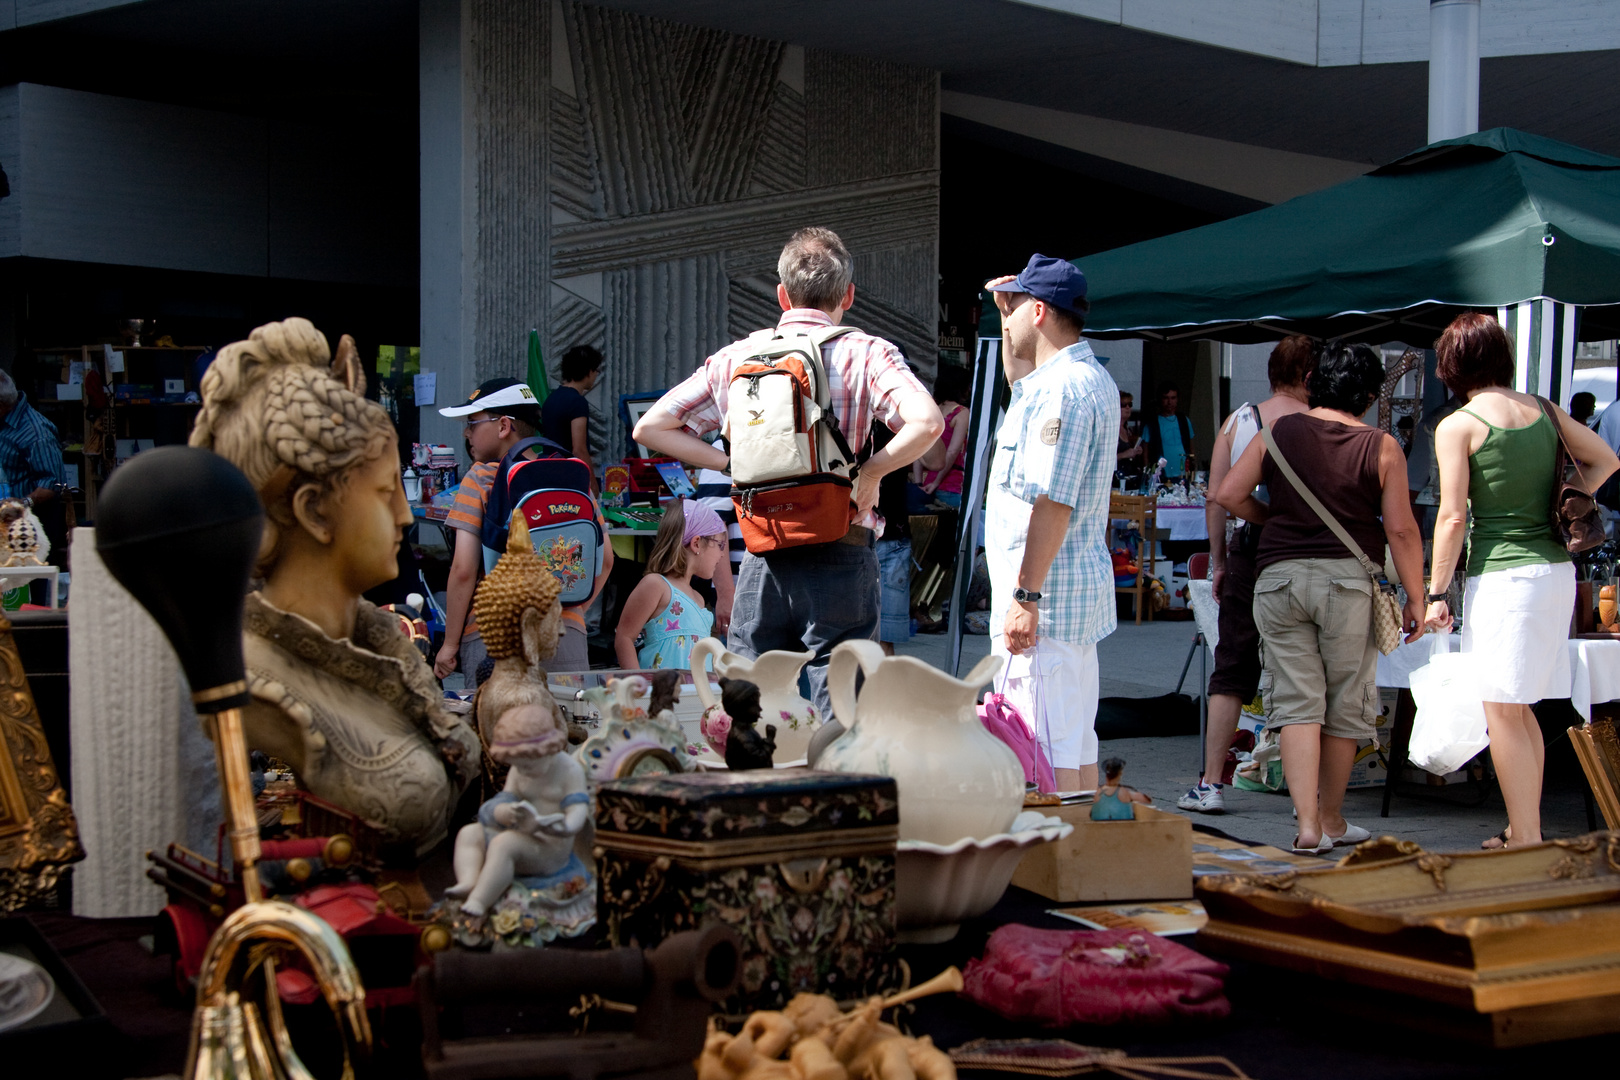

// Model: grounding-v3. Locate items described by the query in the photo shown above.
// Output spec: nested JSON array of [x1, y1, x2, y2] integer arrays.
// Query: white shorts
[[1460, 561, 1575, 704], [990, 636, 1100, 770]]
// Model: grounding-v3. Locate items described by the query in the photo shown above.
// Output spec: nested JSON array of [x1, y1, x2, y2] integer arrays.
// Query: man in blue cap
[[985, 255, 1119, 792]]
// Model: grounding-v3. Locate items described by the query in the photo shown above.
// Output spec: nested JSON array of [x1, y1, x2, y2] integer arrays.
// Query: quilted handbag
[[962, 925, 1231, 1026]]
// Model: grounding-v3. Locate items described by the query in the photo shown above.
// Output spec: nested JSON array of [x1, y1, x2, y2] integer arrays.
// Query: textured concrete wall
[[421, 0, 939, 456]]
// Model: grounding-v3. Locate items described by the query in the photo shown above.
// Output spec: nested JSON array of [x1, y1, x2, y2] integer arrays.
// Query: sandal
[[1291, 833, 1333, 855], [1481, 826, 1510, 851]]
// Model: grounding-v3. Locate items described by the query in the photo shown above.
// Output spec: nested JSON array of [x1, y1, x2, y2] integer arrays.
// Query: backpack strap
[[483, 435, 577, 550]]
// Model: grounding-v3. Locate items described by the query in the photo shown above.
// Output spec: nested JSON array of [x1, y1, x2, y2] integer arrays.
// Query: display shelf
[[16, 343, 208, 520]]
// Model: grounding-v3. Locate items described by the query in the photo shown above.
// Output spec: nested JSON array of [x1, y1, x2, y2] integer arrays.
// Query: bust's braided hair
[[190, 317, 395, 574]]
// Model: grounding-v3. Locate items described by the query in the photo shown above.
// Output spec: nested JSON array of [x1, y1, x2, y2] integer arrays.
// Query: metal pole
[[1428, 0, 1480, 143]]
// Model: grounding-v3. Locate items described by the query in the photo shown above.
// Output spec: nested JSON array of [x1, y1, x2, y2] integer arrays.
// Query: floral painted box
[[595, 768, 899, 1014]]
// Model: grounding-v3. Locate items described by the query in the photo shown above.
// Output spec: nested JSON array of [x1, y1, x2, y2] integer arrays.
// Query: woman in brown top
[[1216, 343, 1425, 854]]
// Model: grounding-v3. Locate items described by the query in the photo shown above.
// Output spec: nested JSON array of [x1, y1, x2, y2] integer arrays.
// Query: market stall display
[[1197, 833, 1620, 1046]]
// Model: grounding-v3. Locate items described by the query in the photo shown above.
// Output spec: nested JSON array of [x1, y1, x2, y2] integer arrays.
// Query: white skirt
[[1460, 562, 1575, 704]]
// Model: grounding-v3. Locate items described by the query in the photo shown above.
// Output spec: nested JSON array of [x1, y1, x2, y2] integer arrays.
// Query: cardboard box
[[1011, 802, 1193, 902]]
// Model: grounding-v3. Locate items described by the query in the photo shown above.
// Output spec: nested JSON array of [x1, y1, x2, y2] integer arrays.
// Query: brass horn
[[97, 447, 372, 1079]]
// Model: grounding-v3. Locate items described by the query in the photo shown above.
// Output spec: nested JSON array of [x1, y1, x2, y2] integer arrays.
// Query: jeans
[[729, 538, 879, 720], [875, 538, 913, 644]]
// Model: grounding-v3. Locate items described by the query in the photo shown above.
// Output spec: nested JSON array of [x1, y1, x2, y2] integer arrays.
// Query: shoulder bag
[[1259, 426, 1403, 655], [1534, 396, 1605, 554]]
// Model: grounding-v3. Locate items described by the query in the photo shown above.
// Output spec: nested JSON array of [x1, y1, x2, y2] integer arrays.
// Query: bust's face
[[321, 436, 411, 595]]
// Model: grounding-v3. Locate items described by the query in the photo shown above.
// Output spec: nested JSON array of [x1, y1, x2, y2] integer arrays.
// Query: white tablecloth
[[1376, 632, 1620, 720], [1155, 506, 1209, 541]]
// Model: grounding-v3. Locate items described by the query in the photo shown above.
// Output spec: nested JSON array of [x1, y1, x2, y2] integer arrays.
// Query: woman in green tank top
[[1424, 315, 1618, 850]]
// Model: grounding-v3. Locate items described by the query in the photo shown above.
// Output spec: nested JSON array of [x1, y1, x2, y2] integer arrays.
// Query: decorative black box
[[594, 769, 898, 1013]]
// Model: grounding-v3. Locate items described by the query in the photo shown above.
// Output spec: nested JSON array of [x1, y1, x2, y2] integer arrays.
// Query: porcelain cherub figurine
[[446, 702, 591, 917], [189, 317, 480, 857]]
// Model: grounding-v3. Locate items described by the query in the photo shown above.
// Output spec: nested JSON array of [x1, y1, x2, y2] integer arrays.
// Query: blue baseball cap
[[987, 254, 1088, 316]]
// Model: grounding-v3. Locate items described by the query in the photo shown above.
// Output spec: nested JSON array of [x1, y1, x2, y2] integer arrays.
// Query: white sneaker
[[1177, 782, 1225, 813]]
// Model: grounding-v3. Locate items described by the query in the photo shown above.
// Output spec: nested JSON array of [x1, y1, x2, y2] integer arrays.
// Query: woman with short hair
[[1216, 343, 1426, 853], [1425, 313, 1619, 848]]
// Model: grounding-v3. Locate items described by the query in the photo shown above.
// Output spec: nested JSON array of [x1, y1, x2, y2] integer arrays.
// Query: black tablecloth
[[24, 892, 1619, 1078]]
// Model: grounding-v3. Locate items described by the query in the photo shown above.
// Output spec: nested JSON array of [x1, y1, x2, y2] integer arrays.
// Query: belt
[[838, 525, 875, 548]]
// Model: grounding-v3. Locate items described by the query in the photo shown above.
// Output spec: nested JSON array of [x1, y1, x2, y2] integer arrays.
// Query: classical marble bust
[[189, 318, 479, 856]]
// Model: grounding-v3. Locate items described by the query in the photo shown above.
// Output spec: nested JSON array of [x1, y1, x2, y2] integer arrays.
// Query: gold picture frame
[[1572, 713, 1620, 830], [0, 611, 83, 911]]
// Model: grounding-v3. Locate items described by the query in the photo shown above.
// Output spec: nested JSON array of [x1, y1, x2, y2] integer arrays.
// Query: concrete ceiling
[[19, 0, 1620, 174], [592, 0, 1620, 165]]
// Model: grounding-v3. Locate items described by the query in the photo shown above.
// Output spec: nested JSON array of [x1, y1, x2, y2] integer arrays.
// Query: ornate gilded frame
[[0, 611, 82, 911], [1572, 715, 1620, 830]]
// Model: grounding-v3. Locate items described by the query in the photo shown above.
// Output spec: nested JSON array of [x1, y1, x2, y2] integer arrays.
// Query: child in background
[[614, 500, 727, 670]]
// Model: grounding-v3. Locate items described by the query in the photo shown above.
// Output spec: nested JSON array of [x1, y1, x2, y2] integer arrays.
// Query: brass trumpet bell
[[188, 900, 372, 1080]]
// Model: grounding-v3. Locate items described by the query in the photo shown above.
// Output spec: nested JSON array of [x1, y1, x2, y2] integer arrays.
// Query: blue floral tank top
[[637, 576, 714, 670]]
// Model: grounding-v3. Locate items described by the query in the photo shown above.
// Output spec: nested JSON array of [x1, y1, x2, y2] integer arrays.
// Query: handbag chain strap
[[1258, 425, 1388, 588]]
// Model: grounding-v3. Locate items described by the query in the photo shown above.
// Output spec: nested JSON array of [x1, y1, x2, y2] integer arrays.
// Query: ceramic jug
[[817, 640, 1022, 846], [689, 638, 821, 763]]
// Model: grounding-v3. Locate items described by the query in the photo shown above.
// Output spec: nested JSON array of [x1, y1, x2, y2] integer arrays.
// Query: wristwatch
[[1012, 587, 1042, 603], [1426, 592, 1450, 604]]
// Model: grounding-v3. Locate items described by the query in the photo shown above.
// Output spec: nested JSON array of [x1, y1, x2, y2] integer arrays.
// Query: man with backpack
[[435, 377, 613, 679], [633, 227, 943, 716]]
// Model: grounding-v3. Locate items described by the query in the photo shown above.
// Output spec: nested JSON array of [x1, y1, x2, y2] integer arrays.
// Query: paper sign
[[109, 351, 125, 373], [68, 361, 85, 384], [56, 383, 82, 401], [64, 464, 79, 488], [115, 439, 138, 462], [413, 372, 436, 406], [164, 379, 185, 394]]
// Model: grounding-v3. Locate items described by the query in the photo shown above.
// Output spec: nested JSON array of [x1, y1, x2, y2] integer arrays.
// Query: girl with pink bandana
[[613, 499, 728, 670]]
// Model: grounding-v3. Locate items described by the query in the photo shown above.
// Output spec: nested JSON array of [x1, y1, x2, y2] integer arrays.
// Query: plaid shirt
[[654, 308, 928, 531], [986, 341, 1119, 646], [0, 393, 65, 495]]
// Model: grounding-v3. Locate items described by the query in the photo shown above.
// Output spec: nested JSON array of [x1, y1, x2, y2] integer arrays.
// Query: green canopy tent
[[1080, 128, 1620, 406]]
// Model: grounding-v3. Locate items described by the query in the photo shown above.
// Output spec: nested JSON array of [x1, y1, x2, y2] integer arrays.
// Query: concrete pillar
[[419, 0, 474, 457], [1428, 0, 1480, 143]]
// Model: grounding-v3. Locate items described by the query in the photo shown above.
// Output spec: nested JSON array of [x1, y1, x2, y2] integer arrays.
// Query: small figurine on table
[[1090, 757, 1153, 821], [439, 701, 596, 946], [0, 497, 49, 567], [721, 678, 776, 771], [648, 669, 683, 719]]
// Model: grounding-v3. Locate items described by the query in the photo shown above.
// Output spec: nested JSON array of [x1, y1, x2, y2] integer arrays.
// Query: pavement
[[894, 614, 1597, 856]]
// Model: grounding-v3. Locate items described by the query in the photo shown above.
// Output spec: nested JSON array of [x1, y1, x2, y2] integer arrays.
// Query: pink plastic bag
[[962, 925, 1231, 1027], [978, 692, 1058, 792]]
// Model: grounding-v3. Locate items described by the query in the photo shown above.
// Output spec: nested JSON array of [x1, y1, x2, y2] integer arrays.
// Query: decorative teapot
[[817, 641, 1021, 846], [689, 638, 820, 763]]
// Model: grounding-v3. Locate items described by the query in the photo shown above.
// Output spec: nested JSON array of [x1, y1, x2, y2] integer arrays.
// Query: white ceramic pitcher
[[688, 638, 821, 763], [817, 640, 1022, 846]]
